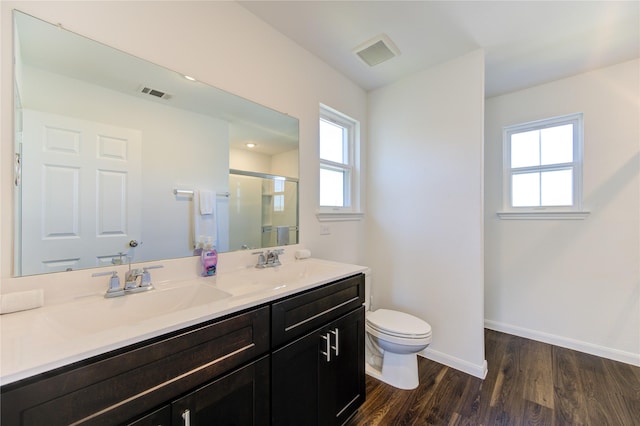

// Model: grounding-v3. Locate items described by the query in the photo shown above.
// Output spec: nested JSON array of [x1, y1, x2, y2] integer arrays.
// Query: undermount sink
[[42, 281, 232, 334], [216, 259, 355, 296], [246, 259, 350, 283]]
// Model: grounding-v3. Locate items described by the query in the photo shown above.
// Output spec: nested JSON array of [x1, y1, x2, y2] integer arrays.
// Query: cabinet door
[[271, 327, 323, 425], [323, 307, 365, 425], [172, 356, 270, 426], [272, 307, 365, 426]]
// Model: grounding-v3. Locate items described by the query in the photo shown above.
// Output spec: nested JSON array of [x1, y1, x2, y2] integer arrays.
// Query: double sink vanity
[[0, 252, 367, 425]]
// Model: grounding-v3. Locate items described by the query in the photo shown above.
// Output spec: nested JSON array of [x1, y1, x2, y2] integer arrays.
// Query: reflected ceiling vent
[[139, 85, 171, 100], [353, 34, 400, 67]]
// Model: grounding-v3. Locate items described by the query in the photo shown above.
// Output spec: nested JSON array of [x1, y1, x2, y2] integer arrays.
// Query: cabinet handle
[[331, 328, 339, 357], [182, 409, 191, 426], [321, 332, 331, 362]]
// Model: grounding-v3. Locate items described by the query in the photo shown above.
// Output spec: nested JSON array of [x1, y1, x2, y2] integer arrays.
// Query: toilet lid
[[366, 309, 432, 338]]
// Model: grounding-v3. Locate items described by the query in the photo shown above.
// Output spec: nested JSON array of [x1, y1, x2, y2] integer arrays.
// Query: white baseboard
[[485, 319, 640, 367], [419, 348, 488, 379]]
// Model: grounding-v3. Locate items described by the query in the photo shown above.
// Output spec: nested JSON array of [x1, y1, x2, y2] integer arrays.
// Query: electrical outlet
[[320, 225, 331, 235]]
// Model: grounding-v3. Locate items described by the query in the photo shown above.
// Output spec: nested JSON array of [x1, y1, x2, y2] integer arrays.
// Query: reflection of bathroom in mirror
[[12, 10, 299, 277], [228, 171, 298, 252]]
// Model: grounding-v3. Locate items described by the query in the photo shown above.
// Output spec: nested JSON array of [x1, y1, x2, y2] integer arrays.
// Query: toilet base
[[365, 351, 419, 390]]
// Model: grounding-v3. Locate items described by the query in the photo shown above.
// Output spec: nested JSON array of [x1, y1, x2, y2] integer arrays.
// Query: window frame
[[499, 113, 589, 220], [317, 104, 363, 221]]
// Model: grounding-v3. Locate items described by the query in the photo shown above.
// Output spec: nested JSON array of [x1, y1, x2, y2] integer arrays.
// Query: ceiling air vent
[[353, 34, 400, 67], [139, 86, 171, 100]]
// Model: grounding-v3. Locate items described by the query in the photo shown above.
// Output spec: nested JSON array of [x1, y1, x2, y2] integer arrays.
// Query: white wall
[[0, 1, 368, 279], [485, 59, 640, 366], [272, 149, 299, 179], [366, 50, 487, 378], [229, 148, 273, 174], [228, 147, 299, 179]]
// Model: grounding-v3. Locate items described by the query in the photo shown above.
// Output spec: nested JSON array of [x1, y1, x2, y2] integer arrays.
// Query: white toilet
[[364, 271, 432, 390]]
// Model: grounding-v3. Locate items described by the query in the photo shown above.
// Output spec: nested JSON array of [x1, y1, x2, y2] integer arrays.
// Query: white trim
[[316, 211, 364, 222], [419, 348, 488, 379], [497, 210, 590, 220], [485, 319, 640, 367]]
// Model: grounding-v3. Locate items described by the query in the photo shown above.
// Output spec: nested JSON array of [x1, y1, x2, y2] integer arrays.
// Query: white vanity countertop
[[0, 258, 368, 386]]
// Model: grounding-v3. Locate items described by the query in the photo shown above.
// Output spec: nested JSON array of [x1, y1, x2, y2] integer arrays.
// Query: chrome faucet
[[124, 267, 145, 291], [124, 259, 163, 293], [254, 249, 284, 268], [92, 263, 163, 297], [267, 249, 284, 267]]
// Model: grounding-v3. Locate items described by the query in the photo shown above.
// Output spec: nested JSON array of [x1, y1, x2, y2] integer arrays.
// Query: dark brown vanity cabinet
[[1, 273, 365, 426], [271, 274, 366, 425], [1, 306, 270, 426]]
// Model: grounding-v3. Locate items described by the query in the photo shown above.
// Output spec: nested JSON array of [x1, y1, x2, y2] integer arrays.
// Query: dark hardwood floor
[[347, 329, 640, 425]]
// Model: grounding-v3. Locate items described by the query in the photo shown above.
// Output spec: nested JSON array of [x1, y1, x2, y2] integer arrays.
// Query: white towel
[[276, 226, 290, 246], [199, 190, 214, 215], [0, 289, 44, 314], [193, 190, 217, 249]]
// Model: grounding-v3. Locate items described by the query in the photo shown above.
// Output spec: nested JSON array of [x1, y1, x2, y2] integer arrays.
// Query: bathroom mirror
[[12, 10, 299, 276]]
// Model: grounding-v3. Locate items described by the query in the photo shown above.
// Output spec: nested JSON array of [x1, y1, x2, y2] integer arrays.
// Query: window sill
[[497, 210, 590, 220], [316, 211, 364, 222]]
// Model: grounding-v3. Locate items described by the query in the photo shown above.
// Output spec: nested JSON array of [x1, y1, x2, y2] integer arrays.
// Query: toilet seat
[[366, 309, 432, 339]]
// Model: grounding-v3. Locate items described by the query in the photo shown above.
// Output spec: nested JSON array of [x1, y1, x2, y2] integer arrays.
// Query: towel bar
[[173, 189, 230, 197]]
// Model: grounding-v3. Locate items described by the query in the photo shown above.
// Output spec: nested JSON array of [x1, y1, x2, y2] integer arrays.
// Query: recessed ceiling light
[[183, 75, 196, 81], [246, 143, 256, 148]]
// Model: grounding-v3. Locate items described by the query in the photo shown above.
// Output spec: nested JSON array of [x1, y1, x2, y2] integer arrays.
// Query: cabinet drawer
[[272, 273, 364, 347], [1, 306, 270, 426]]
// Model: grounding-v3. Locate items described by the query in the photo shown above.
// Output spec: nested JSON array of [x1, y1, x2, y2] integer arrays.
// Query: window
[[318, 104, 362, 221], [273, 179, 285, 212], [500, 113, 588, 219]]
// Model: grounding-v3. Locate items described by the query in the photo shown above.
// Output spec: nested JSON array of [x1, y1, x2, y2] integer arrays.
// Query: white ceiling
[[240, 1, 640, 97]]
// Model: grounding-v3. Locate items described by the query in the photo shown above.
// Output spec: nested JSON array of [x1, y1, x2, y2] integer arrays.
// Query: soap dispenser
[[200, 237, 218, 277]]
